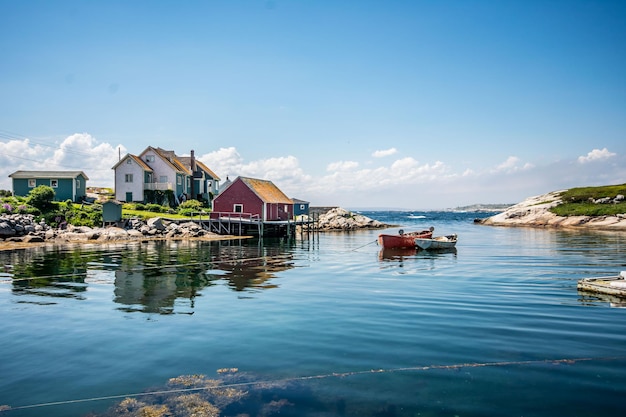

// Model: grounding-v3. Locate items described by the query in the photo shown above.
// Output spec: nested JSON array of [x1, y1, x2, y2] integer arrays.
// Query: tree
[[27, 185, 55, 209]]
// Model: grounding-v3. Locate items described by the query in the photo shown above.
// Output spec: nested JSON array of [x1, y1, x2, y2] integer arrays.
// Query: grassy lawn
[[122, 209, 211, 221], [550, 184, 626, 217]]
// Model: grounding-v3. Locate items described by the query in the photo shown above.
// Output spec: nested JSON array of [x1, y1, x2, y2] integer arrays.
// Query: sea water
[[0, 211, 625, 416]]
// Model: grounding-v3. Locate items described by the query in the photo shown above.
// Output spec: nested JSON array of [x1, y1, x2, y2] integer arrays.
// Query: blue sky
[[1, 0, 624, 209]]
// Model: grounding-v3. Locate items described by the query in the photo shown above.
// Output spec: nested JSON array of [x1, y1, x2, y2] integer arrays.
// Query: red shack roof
[[238, 177, 292, 204]]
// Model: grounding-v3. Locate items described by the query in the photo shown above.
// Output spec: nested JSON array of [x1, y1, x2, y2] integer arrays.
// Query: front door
[[125, 192, 133, 202]]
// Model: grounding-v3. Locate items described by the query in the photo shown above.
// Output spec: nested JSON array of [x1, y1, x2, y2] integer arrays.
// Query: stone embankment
[[314, 207, 389, 231], [476, 191, 626, 231], [0, 214, 219, 245]]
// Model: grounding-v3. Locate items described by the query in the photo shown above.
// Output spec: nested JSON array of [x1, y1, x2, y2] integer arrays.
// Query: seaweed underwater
[[86, 368, 323, 417]]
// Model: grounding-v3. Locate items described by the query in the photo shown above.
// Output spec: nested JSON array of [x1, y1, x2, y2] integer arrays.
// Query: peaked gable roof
[[237, 176, 292, 204], [111, 154, 153, 171], [156, 147, 191, 175], [9, 170, 89, 180], [139, 146, 191, 175]]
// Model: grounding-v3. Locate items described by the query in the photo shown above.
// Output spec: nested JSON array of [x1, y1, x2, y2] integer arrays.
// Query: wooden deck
[[182, 211, 320, 237], [577, 273, 626, 298]]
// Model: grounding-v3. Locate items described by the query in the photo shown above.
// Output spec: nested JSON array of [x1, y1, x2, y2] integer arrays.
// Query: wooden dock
[[182, 211, 321, 237], [577, 272, 626, 298]]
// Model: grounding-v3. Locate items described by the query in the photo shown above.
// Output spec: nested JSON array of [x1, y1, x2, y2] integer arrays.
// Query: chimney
[[190, 150, 196, 198]]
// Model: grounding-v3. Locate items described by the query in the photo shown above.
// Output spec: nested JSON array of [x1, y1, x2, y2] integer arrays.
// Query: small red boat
[[377, 227, 434, 249]]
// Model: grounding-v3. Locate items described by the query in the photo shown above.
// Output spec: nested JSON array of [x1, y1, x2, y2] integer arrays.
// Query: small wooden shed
[[102, 200, 123, 226], [292, 198, 310, 218]]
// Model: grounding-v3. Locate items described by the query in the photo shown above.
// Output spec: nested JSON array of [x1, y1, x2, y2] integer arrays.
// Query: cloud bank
[[1, 134, 624, 210]]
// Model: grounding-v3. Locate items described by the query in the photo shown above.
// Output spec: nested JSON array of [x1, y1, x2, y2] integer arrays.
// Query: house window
[[125, 174, 133, 183], [300, 204, 305, 210], [207, 181, 212, 188], [177, 176, 182, 185], [186, 177, 190, 188], [28, 179, 36, 188], [146, 155, 155, 162], [233, 204, 243, 213], [76, 179, 81, 188], [50, 179, 58, 188], [284, 205, 288, 212], [126, 159, 132, 164]]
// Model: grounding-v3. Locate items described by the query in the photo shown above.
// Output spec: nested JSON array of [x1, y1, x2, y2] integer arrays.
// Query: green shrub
[[179, 199, 203, 210], [27, 185, 55, 209], [146, 203, 165, 213]]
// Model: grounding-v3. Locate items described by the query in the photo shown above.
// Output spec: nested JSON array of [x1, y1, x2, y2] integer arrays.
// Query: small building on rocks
[[9, 170, 89, 202]]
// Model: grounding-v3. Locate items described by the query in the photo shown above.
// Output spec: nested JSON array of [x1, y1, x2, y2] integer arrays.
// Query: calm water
[[1, 211, 625, 417]]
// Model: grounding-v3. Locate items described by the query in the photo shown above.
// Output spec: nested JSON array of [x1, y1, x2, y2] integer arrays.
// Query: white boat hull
[[415, 234, 457, 250]]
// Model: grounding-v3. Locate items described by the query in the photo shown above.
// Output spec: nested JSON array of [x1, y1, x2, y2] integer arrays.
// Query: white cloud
[[198, 147, 245, 178], [0, 133, 124, 190], [495, 156, 519, 171], [577, 148, 616, 164], [327, 161, 359, 172], [3, 134, 625, 209], [199, 148, 313, 195], [491, 156, 534, 174], [372, 148, 397, 158]]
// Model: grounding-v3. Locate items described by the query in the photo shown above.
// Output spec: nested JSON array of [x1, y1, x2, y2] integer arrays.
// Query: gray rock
[[147, 217, 166, 230], [0, 222, 14, 236]]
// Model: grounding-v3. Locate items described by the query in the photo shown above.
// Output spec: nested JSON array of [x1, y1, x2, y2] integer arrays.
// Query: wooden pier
[[183, 211, 321, 238]]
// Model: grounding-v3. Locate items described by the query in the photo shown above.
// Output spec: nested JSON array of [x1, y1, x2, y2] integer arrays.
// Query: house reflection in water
[[112, 240, 296, 314], [2, 239, 297, 315], [208, 243, 296, 292]]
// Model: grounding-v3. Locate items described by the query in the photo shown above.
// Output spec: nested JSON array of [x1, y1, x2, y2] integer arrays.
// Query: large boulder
[[317, 208, 386, 231], [147, 217, 167, 231]]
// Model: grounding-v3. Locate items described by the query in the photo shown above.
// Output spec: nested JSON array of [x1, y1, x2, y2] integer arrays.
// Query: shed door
[[125, 192, 133, 202]]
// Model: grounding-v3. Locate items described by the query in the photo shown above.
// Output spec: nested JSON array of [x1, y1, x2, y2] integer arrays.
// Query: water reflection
[[207, 240, 296, 291], [378, 247, 457, 262], [577, 291, 626, 308], [3, 238, 299, 314], [378, 247, 417, 261]]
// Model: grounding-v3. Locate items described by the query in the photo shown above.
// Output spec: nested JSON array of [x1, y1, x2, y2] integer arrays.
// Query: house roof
[[238, 177, 292, 204], [111, 154, 153, 171], [195, 160, 220, 180], [154, 147, 191, 175], [177, 156, 221, 181], [9, 170, 89, 180]]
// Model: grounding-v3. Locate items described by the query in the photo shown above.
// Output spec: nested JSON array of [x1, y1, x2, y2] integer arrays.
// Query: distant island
[[451, 204, 513, 212]]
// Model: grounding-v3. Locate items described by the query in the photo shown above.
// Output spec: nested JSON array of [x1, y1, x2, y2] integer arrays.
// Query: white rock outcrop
[[478, 191, 626, 231], [316, 207, 387, 231]]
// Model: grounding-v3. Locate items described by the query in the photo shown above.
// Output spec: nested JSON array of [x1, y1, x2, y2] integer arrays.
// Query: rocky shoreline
[[0, 213, 228, 250], [476, 191, 626, 231], [0, 208, 391, 251]]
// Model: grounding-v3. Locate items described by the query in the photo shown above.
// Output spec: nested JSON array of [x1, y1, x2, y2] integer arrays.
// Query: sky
[[1, 0, 624, 210]]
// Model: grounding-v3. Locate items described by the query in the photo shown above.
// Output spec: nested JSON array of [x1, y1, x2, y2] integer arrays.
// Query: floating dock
[[577, 272, 626, 297]]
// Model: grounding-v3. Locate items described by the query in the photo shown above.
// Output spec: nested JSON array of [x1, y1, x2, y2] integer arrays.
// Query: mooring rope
[[350, 239, 379, 251], [2, 355, 624, 413]]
